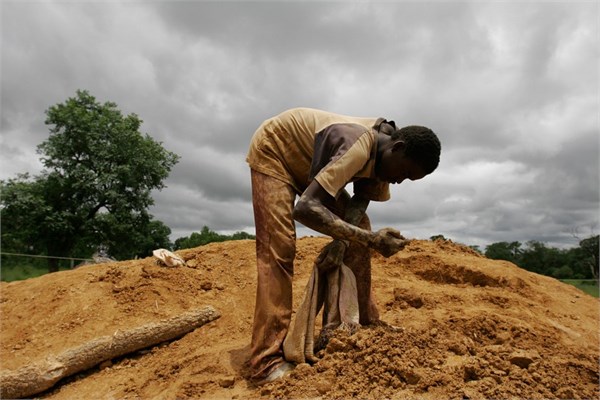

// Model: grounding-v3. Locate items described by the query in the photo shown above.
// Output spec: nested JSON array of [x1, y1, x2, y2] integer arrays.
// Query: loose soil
[[1, 237, 598, 399]]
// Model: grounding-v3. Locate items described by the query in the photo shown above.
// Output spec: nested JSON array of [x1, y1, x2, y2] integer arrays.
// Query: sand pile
[[1, 237, 598, 399]]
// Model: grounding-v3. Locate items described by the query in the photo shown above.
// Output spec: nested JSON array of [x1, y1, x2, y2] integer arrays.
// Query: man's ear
[[391, 140, 406, 153]]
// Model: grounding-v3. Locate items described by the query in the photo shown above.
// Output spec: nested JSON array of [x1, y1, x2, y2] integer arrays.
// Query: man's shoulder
[[278, 108, 377, 125], [322, 122, 371, 131], [277, 107, 330, 118], [316, 123, 376, 146]]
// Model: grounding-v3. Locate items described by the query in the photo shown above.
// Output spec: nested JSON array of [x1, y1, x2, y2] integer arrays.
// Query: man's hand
[[315, 240, 348, 272], [371, 228, 408, 257]]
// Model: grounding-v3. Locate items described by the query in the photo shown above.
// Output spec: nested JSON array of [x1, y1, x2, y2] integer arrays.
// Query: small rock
[[391, 376, 402, 389], [448, 342, 467, 355], [186, 259, 198, 267], [218, 377, 235, 388], [327, 338, 351, 353], [99, 360, 113, 370], [509, 350, 539, 369], [494, 332, 511, 344], [112, 285, 125, 293], [463, 365, 479, 382], [556, 387, 575, 399], [402, 370, 421, 385], [200, 281, 213, 291], [316, 379, 332, 394], [462, 388, 477, 399]]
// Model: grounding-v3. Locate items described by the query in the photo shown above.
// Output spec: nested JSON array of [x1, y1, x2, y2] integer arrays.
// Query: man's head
[[376, 125, 441, 184]]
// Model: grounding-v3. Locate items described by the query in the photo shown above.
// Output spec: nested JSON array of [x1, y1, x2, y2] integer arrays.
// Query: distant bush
[[484, 235, 599, 281], [174, 226, 255, 250]]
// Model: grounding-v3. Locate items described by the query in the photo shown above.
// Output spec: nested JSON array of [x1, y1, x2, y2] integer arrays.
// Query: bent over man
[[245, 107, 441, 384]]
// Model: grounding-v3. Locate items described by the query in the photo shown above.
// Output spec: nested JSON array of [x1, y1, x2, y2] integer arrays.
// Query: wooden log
[[0, 306, 220, 399]]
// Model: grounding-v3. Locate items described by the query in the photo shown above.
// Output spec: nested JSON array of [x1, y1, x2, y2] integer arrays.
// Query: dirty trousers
[[248, 169, 379, 380]]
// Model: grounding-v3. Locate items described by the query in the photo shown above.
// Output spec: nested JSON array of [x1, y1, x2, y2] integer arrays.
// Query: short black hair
[[391, 125, 441, 174]]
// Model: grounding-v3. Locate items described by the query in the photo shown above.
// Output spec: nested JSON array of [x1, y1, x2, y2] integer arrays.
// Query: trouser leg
[[248, 169, 297, 380]]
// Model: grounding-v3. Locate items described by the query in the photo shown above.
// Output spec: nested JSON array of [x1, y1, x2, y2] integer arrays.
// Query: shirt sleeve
[[353, 179, 390, 202]]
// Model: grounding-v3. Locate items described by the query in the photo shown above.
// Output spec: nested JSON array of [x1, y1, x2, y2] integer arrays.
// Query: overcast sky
[[1, 0, 598, 250]]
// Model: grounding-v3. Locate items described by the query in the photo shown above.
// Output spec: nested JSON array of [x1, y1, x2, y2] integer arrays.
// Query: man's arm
[[332, 192, 370, 248], [293, 180, 406, 257]]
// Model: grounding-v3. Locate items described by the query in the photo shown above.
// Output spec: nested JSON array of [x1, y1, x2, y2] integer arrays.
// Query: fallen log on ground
[[0, 306, 220, 399]]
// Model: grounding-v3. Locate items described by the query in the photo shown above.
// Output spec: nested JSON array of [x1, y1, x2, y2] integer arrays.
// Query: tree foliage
[[174, 226, 255, 250], [0, 90, 179, 271], [484, 241, 523, 265], [484, 236, 599, 280], [0, 174, 49, 255]]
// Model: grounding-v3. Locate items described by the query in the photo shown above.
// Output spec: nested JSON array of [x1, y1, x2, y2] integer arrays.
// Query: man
[[246, 107, 441, 384]]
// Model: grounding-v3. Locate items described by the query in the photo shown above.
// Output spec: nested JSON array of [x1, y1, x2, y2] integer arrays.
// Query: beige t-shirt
[[246, 107, 391, 201]]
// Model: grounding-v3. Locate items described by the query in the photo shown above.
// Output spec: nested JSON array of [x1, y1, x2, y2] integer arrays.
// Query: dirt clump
[[1, 237, 598, 399]]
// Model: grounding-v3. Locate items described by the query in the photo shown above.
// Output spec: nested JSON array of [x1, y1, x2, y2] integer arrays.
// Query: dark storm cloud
[[169, 145, 251, 202], [1, 1, 597, 248]]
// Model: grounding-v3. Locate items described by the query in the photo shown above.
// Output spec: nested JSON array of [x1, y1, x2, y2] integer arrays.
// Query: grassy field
[[561, 279, 599, 298], [1, 264, 71, 282], [1, 253, 85, 282]]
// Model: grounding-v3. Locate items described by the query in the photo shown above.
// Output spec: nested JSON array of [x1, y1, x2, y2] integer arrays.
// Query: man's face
[[376, 141, 428, 184]]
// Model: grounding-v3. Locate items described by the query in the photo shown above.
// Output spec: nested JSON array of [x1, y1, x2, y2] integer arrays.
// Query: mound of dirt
[[1, 237, 598, 399]]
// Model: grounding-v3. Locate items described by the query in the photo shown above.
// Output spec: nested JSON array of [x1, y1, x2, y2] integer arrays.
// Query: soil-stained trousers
[[248, 169, 379, 380]]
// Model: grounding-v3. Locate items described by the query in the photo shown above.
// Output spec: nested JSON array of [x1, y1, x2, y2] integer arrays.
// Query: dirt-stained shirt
[[246, 107, 393, 201]]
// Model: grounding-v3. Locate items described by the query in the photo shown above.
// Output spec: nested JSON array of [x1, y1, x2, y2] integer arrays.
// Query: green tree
[[469, 245, 483, 254], [484, 241, 522, 264], [174, 226, 255, 250], [519, 241, 564, 275], [0, 90, 179, 272], [0, 174, 50, 256], [550, 265, 574, 279], [430, 234, 447, 241], [483, 237, 598, 280], [563, 247, 588, 279], [231, 231, 255, 240], [93, 212, 173, 260]]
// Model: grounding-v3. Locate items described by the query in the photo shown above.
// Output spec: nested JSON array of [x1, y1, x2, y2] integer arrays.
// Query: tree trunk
[[48, 257, 60, 273], [0, 306, 220, 399]]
